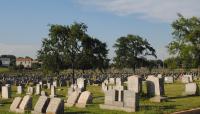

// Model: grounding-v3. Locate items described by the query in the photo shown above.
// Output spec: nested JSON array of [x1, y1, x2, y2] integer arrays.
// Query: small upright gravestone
[[127, 75, 142, 93], [77, 78, 86, 91], [35, 84, 41, 95], [50, 85, 56, 98], [27, 86, 34, 95], [46, 98, 64, 114], [17, 86, 23, 94], [109, 78, 115, 85], [182, 75, 193, 83], [2, 85, 11, 99], [183, 83, 199, 96], [164, 76, 174, 84]]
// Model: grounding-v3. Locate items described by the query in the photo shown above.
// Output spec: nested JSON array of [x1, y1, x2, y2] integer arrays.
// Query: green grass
[[0, 67, 9, 73], [1, 82, 200, 114]]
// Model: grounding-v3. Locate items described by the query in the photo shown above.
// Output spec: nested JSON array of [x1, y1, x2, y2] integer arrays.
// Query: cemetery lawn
[[1, 81, 200, 114], [0, 67, 9, 73]]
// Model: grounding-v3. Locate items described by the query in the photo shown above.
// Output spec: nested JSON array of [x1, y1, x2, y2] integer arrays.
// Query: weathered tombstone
[[46, 98, 64, 114], [53, 81, 57, 87], [76, 91, 93, 108], [47, 83, 51, 89], [27, 86, 34, 95], [32, 96, 50, 114], [115, 78, 122, 86], [2, 86, 11, 99], [50, 85, 56, 98], [104, 89, 115, 105], [35, 84, 41, 95], [16, 95, 32, 113], [123, 90, 139, 112], [17, 86, 23, 94], [146, 75, 165, 97], [65, 91, 81, 107], [10, 97, 22, 112], [181, 76, 190, 83], [77, 78, 86, 91], [182, 75, 193, 83], [101, 82, 108, 92], [184, 83, 199, 96], [127, 75, 142, 93], [164, 76, 174, 84], [109, 78, 115, 85]]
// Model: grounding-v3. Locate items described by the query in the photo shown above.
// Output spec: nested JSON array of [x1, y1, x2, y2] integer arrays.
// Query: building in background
[[0, 55, 16, 67], [16, 57, 33, 68]]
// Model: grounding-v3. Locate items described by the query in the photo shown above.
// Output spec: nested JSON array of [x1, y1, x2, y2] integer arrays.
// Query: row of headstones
[[1, 83, 57, 99], [10, 95, 64, 114]]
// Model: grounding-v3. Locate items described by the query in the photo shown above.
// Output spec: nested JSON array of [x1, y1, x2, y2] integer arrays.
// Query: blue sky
[[0, 0, 199, 60]]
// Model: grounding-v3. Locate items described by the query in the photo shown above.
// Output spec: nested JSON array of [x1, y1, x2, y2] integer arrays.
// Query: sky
[[0, 0, 200, 60]]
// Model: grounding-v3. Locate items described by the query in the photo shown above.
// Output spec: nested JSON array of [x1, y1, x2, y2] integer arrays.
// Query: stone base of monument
[[149, 96, 167, 103], [99, 104, 136, 112]]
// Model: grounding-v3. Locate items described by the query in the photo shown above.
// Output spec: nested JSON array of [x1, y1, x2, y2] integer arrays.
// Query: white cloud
[[0, 43, 40, 58], [76, 0, 200, 22]]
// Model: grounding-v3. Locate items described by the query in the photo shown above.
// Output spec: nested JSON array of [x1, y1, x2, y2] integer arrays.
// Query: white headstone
[[76, 91, 92, 108], [46, 98, 64, 114]]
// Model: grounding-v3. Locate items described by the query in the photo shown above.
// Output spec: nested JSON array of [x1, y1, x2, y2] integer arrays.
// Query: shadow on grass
[[140, 104, 178, 111], [65, 111, 91, 114], [168, 95, 198, 99]]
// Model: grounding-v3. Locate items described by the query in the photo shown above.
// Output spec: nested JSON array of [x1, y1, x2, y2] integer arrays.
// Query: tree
[[38, 22, 109, 82], [168, 14, 200, 69], [113, 34, 157, 72]]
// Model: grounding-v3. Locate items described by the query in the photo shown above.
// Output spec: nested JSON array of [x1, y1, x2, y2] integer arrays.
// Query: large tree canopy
[[38, 22, 109, 79], [168, 14, 200, 68], [113, 34, 157, 72]]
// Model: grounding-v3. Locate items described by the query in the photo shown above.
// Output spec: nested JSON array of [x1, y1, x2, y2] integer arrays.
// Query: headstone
[[17, 86, 23, 94], [27, 86, 34, 95], [32, 96, 50, 114], [101, 82, 108, 92], [109, 78, 115, 85], [77, 78, 86, 91], [10, 97, 22, 112], [53, 81, 57, 87], [164, 76, 174, 84], [47, 83, 51, 89], [2, 86, 11, 99], [65, 91, 81, 107], [127, 75, 142, 93], [50, 85, 56, 98], [115, 78, 122, 86], [76, 91, 93, 108], [123, 90, 139, 112], [182, 75, 193, 83], [46, 98, 64, 114], [16, 95, 32, 113], [104, 90, 115, 105], [146, 75, 165, 97], [35, 84, 41, 95], [184, 83, 199, 96]]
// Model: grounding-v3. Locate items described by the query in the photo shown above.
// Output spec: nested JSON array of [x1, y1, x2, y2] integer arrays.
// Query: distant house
[[0, 57, 11, 67], [16, 57, 33, 68]]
